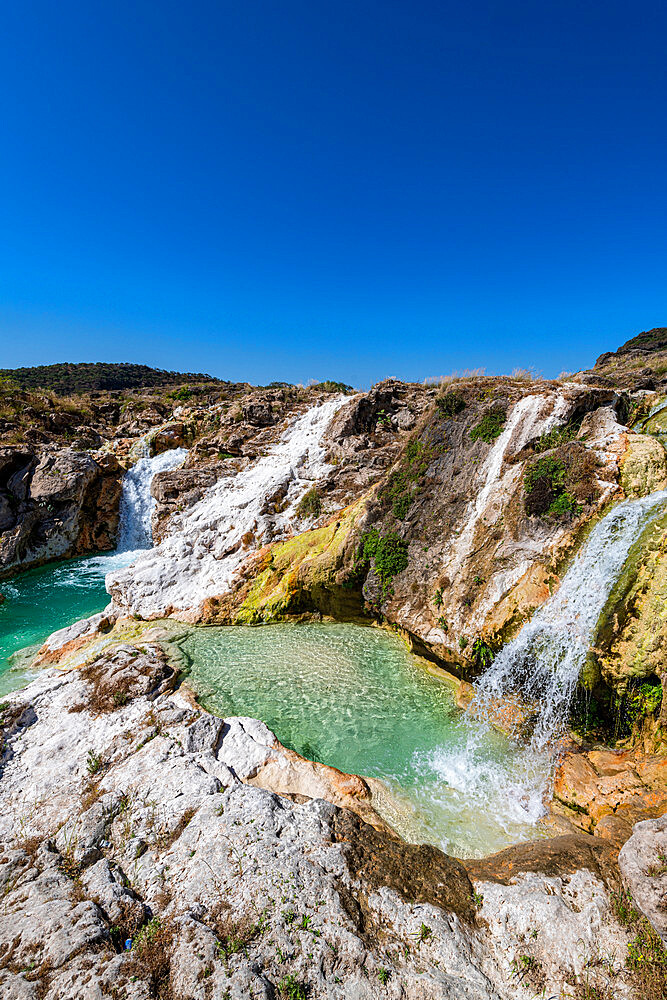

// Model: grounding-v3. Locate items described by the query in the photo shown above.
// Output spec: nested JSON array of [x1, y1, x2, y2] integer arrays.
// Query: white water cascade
[[117, 448, 189, 552], [107, 396, 348, 617], [428, 488, 667, 833], [476, 488, 667, 748]]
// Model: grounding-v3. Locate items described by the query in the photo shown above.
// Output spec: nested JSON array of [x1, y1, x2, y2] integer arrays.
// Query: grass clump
[[296, 487, 322, 519], [436, 391, 466, 417], [470, 407, 506, 443], [358, 529, 409, 601], [611, 889, 667, 1000]]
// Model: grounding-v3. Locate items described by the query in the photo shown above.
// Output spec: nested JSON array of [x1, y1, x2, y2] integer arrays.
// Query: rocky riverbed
[[1, 336, 667, 999], [2, 640, 664, 1000]]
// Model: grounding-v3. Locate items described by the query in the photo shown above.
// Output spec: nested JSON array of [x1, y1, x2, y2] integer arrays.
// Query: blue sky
[[1, 1, 666, 387]]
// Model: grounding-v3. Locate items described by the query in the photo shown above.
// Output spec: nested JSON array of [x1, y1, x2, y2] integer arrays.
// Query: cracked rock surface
[[0, 642, 643, 999]]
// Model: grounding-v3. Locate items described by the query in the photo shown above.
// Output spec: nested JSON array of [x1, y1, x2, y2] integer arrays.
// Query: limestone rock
[[0, 640, 640, 999], [620, 432, 667, 497], [618, 812, 667, 945], [0, 446, 122, 575]]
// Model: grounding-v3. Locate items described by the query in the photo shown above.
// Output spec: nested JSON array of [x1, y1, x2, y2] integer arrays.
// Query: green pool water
[[0, 551, 136, 696], [180, 622, 548, 858], [1, 560, 549, 857]]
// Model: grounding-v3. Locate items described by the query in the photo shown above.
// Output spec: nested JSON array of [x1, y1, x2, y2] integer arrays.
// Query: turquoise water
[[0, 562, 548, 857], [0, 551, 136, 696], [181, 622, 547, 858]]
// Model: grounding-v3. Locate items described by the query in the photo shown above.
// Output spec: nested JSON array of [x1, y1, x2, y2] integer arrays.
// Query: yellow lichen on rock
[[600, 513, 667, 699], [620, 432, 667, 498], [234, 495, 368, 624]]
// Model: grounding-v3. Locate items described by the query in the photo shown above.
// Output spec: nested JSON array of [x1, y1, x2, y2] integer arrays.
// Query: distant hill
[[592, 327, 667, 388], [0, 362, 221, 393]]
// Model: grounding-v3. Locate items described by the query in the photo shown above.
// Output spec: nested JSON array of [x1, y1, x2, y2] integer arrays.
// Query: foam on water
[[0, 448, 187, 691], [180, 621, 546, 857], [429, 488, 667, 824]]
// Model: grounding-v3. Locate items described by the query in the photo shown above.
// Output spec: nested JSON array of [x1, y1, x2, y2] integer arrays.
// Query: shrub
[[470, 408, 506, 443], [436, 391, 466, 417], [524, 455, 578, 517], [311, 380, 354, 394], [358, 530, 409, 601], [296, 487, 322, 518]]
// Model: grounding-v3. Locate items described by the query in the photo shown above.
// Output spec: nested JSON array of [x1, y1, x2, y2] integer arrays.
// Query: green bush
[[358, 530, 409, 601], [436, 391, 466, 417], [524, 455, 581, 517], [311, 380, 354, 394], [470, 408, 506, 443]]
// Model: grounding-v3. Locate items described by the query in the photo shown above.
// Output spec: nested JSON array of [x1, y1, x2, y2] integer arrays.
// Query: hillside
[[0, 361, 221, 393], [592, 326, 667, 388]]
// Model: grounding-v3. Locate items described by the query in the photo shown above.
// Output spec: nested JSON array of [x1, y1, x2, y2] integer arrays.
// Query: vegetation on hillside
[[0, 362, 221, 393]]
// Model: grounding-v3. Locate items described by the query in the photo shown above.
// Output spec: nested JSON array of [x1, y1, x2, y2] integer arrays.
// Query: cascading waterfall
[[107, 396, 349, 617], [428, 488, 667, 831], [475, 488, 667, 748], [117, 448, 188, 552], [0, 446, 188, 693]]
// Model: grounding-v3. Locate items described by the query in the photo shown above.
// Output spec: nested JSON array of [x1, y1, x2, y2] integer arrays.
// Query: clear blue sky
[[1, 1, 666, 387]]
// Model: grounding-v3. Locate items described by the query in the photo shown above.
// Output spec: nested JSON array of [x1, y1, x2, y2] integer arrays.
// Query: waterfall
[[475, 488, 667, 748], [428, 489, 667, 832], [117, 448, 188, 552], [107, 396, 348, 616], [446, 393, 571, 583]]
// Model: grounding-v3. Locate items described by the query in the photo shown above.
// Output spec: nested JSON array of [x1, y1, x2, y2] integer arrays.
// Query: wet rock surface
[[0, 642, 647, 1000]]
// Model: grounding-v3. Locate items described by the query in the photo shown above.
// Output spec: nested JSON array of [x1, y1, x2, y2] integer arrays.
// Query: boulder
[[618, 812, 667, 946]]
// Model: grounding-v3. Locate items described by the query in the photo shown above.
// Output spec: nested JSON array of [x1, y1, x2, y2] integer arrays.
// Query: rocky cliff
[[1, 639, 662, 1000], [2, 332, 667, 998]]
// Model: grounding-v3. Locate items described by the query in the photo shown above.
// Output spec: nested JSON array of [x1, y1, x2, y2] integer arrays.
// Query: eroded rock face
[[619, 813, 667, 946], [0, 447, 122, 575], [0, 641, 642, 1000], [552, 748, 667, 844]]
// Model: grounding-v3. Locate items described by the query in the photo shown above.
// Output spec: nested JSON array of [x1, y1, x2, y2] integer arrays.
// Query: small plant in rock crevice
[[295, 487, 322, 519], [470, 407, 506, 443], [357, 529, 409, 602], [279, 974, 308, 999], [436, 391, 466, 417], [86, 749, 103, 775]]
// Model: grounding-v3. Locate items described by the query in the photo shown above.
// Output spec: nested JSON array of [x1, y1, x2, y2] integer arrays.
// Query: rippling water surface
[[0, 551, 138, 695], [181, 622, 547, 857]]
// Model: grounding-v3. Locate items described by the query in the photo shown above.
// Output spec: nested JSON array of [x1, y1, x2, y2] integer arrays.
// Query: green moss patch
[[470, 408, 506, 443]]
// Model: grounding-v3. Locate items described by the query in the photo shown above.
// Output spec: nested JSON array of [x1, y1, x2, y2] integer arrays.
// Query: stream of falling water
[[428, 489, 667, 821], [107, 396, 349, 617], [0, 448, 187, 692]]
